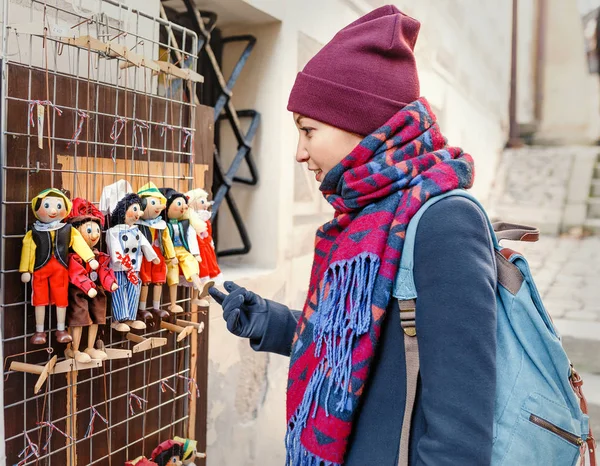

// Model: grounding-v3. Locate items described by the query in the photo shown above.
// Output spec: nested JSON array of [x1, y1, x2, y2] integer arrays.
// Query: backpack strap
[[395, 189, 497, 466]]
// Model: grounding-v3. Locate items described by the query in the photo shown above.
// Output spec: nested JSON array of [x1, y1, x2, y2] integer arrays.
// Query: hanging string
[[84, 406, 108, 439], [157, 121, 173, 139], [27, 100, 63, 128], [128, 392, 148, 415], [177, 374, 200, 399], [132, 120, 149, 154], [66, 110, 89, 148], [109, 117, 127, 162], [17, 431, 40, 466], [37, 420, 75, 451], [181, 128, 193, 149], [160, 378, 176, 394]]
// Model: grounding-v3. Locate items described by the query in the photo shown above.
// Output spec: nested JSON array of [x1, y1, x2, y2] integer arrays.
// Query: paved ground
[[502, 234, 600, 439]]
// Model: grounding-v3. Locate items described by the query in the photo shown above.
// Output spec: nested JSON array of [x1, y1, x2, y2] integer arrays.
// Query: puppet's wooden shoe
[[30, 331, 47, 345], [137, 309, 153, 322], [55, 329, 73, 344], [198, 280, 214, 299], [152, 307, 170, 319], [64, 349, 92, 364], [111, 322, 131, 332], [169, 304, 184, 314], [192, 298, 210, 307], [126, 320, 147, 330], [84, 348, 108, 360]]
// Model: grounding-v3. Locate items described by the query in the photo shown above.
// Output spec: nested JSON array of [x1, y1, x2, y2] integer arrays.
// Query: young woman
[[210, 5, 496, 466]]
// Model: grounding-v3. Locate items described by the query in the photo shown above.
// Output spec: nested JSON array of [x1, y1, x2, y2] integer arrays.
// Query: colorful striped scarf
[[285, 98, 475, 465]]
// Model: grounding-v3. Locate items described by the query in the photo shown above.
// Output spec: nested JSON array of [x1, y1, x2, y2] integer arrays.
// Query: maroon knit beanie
[[287, 5, 420, 136]]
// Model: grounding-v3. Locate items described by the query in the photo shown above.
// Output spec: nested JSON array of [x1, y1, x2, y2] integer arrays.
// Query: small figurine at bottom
[[65, 198, 118, 362], [151, 439, 183, 466], [173, 436, 200, 465]]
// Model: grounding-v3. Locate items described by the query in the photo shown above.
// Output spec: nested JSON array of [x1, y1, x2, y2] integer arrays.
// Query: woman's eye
[[300, 127, 313, 136]]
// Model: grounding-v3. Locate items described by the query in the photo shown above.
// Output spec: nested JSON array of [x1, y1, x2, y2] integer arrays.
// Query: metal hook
[[3, 346, 53, 381], [30, 161, 41, 174]]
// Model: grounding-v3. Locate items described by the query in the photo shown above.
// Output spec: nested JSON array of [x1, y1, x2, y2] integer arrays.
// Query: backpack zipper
[[529, 414, 584, 446]]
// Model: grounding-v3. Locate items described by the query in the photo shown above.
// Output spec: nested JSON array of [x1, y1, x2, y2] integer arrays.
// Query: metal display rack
[[0, 0, 209, 464]]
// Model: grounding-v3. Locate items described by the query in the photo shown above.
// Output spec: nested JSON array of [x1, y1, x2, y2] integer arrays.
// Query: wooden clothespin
[[126, 333, 168, 353], [58, 35, 143, 68], [10, 355, 103, 394], [176, 319, 205, 334], [153, 60, 204, 83], [160, 321, 194, 342]]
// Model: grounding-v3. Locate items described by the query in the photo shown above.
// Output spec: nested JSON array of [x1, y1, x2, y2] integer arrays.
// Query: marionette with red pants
[[65, 198, 118, 362], [136, 182, 177, 321], [19, 189, 99, 345]]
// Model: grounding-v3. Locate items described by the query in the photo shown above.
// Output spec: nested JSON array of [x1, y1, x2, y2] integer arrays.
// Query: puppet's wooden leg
[[191, 279, 213, 307], [169, 284, 184, 314], [65, 326, 92, 363], [55, 306, 73, 343], [85, 324, 108, 360], [152, 282, 169, 318], [31, 305, 47, 344], [137, 284, 153, 323]]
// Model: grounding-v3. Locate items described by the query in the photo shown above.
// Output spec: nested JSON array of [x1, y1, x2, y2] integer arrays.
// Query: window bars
[[164, 3, 260, 257], [0, 0, 207, 464]]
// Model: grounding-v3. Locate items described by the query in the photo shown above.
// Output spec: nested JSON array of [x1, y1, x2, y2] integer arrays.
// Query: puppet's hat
[[173, 436, 197, 461], [99, 179, 132, 215], [67, 198, 105, 227], [31, 188, 72, 217], [138, 182, 166, 205], [150, 439, 183, 461]]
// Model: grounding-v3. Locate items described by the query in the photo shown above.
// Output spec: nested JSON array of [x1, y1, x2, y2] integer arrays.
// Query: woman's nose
[[296, 142, 309, 163]]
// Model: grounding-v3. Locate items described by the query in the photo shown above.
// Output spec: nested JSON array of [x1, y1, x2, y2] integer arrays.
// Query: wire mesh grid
[[0, 0, 205, 464]]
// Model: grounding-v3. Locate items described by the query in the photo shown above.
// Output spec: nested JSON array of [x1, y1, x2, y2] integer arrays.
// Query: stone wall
[[489, 146, 598, 234]]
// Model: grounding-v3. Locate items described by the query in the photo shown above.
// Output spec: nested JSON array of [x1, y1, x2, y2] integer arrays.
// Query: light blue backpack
[[394, 189, 596, 466]]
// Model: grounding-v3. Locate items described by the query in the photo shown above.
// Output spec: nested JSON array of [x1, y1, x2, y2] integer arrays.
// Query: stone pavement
[[502, 234, 600, 436]]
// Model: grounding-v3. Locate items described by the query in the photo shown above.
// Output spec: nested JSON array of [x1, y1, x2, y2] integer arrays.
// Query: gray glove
[[209, 281, 269, 339]]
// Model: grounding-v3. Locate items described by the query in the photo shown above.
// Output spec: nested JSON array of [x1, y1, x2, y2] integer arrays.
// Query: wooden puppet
[[159, 188, 204, 313], [150, 439, 183, 466], [65, 198, 118, 362], [173, 436, 201, 465], [104, 192, 159, 332], [185, 188, 222, 285], [136, 182, 177, 321], [19, 188, 98, 345]]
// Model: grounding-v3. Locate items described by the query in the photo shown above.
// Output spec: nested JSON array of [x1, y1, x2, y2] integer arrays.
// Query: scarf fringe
[[286, 253, 379, 465]]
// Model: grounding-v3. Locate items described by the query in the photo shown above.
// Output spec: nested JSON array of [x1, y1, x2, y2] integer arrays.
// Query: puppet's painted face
[[77, 221, 101, 248], [125, 203, 142, 226], [163, 455, 181, 466], [36, 196, 68, 223], [167, 197, 188, 220], [189, 196, 209, 211], [141, 197, 165, 220]]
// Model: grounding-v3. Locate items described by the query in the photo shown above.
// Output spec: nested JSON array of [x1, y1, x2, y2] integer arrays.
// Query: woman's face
[[294, 113, 363, 183]]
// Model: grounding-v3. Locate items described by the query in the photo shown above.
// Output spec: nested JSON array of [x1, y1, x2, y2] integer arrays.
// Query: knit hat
[[31, 188, 72, 218], [66, 198, 105, 227], [287, 5, 421, 136], [138, 182, 166, 205]]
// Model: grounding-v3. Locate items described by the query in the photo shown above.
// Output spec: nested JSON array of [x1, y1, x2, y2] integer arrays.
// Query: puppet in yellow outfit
[[20, 188, 98, 345], [136, 182, 178, 320], [159, 188, 205, 313]]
